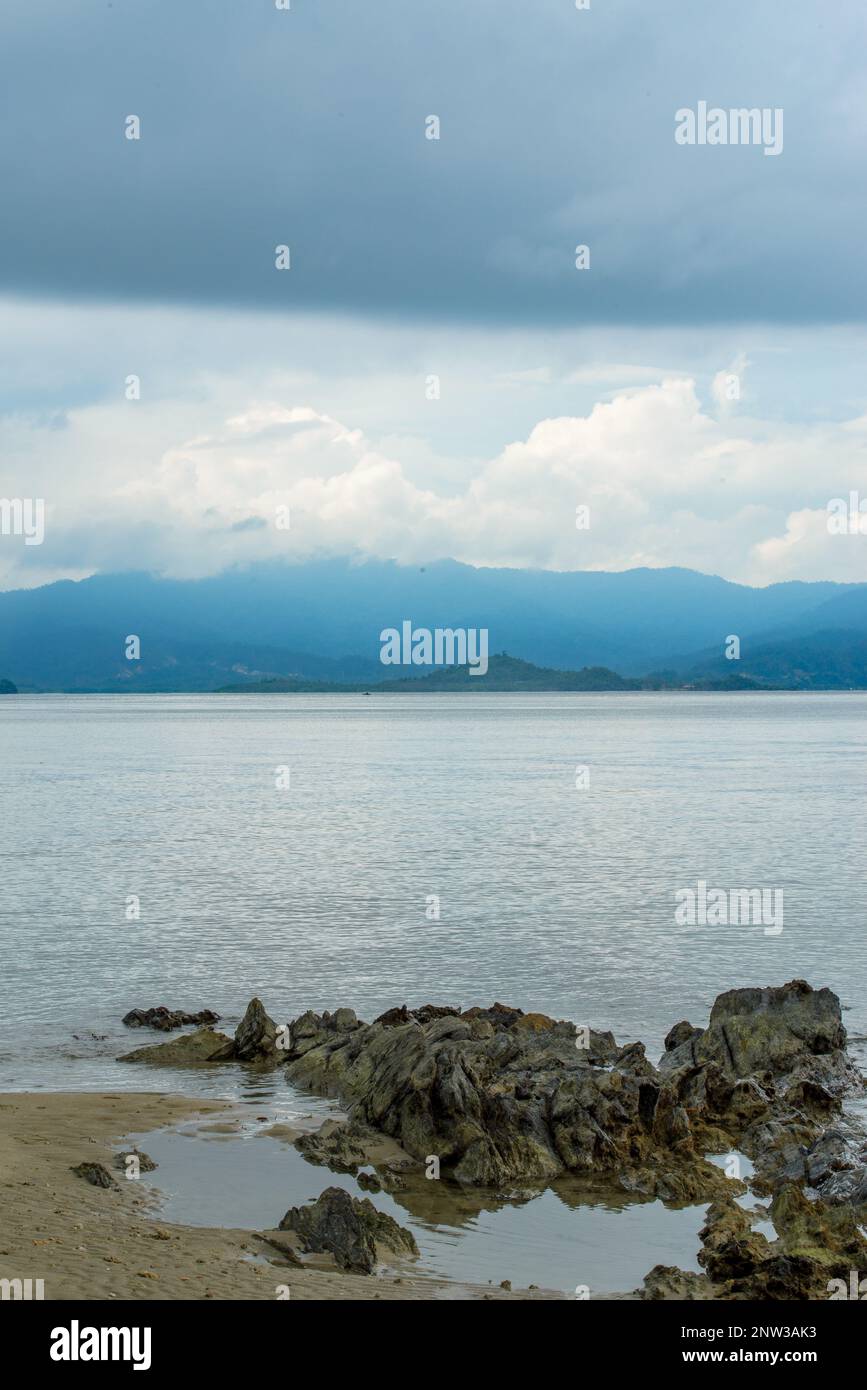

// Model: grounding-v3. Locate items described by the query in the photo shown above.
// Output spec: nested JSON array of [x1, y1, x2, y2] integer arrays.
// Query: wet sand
[[0, 1092, 567, 1301]]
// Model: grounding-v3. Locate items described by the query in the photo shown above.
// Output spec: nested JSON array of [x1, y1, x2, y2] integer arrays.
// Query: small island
[[0, 678, 18, 694], [216, 653, 765, 694]]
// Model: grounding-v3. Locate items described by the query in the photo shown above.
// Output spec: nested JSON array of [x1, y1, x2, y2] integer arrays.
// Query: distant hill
[[218, 654, 642, 693], [684, 629, 867, 690], [0, 559, 865, 692]]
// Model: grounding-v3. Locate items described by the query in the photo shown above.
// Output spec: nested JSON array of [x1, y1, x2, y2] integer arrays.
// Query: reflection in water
[[129, 1118, 708, 1294]]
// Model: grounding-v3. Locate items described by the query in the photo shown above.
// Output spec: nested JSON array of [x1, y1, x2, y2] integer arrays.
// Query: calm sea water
[[2, 691, 864, 1291], [1, 691, 866, 1092]]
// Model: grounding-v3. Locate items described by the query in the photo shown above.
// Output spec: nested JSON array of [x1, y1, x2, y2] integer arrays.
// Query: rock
[[117, 1025, 233, 1065], [461, 1002, 524, 1029], [679, 1181, 867, 1300], [113, 1149, 157, 1173], [698, 1198, 772, 1282], [71, 1162, 118, 1190], [697, 980, 848, 1083], [279, 1003, 725, 1194], [256, 1231, 304, 1267], [277, 1187, 418, 1273], [122, 1006, 220, 1031], [664, 1020, 700, 1053], [511, 1013, 556, 1033], [771, 1181, 867, 1272], [295, 1120, 380, 1173], [662, 980, 864, 1200], [640, 1264, 714, 1300], [232, 997, 278, 1061], [373, 1004, 459, 1028]]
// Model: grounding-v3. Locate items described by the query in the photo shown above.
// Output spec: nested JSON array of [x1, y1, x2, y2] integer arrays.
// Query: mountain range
[[2, 559, 867, 691]]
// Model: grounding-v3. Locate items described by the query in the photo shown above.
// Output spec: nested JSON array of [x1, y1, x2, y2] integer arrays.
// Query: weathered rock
[[117, 1025, 233, 1065], [664, 1021, 701, 1053], [678, 1181, 867, 1300], [122, 1006, 220, 1031], [232, 996, 278, 1061], [113, 1149, 157, 1174], [295, 1120, 381, 1173], [698, 1198, 772, 1282], [374, 1004, 459, 1028], [640, 1264, 715, 1300], [357, 1172, 382, 1193], [256, 1231, 304, 1266], [71, 1162, 118, 1190], [511, 1013, 556, 1033], [277, 1187, 418, 1273], [661, 981, 863, 1199], [664, 980, 850, 1085], [461, 1002, 524, 1029], [279, 1003, 724, 1195]]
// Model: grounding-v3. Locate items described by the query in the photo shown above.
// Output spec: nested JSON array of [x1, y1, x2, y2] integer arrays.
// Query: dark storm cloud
[[0, 0, 863, 324]]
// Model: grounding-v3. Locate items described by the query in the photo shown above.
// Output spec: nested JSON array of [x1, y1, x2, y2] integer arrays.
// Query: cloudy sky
[[2, 0, 867, 590]]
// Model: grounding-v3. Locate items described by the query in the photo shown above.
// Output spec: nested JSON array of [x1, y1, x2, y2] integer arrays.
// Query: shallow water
[[2, 691, 865, 1289], [2, 690, 866, 1092], [127, 1115, 709, 1294]]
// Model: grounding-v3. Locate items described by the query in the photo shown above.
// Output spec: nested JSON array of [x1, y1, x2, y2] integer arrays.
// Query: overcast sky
[[2, 0, 866, 590]]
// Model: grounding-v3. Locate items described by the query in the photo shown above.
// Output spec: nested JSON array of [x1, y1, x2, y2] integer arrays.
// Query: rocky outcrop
[[71, 1162, 118, 1189], [654, 1183, 867, 1300], [660, 980, 851, 1087], [277, 1186, 418, 1273], [122, 1006, 220, 1031], [278, 1003, 728, 1197], [117, 997, 277, 1065], [205, 997, 280, 1062], [113, 1149, 157, 1173], [641, 1265, 714, 1300], [659, 980, 864, 1209], [231, 996, 278, 1061], [117, 1025, 233, 1065]]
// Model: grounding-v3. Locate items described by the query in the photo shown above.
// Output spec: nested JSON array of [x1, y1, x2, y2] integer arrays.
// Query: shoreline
[[0, 1092, 566, 1301], [2, 982, 864, 1302]]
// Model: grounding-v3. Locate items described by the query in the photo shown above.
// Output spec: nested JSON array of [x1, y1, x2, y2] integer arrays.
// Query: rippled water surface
[[1, 691, 866, 1093]]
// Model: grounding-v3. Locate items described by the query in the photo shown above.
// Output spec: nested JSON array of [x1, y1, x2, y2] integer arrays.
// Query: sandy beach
[[0, 1092, 559, 1301]]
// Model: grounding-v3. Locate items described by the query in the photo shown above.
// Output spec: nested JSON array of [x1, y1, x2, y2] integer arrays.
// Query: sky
[[2, 0, 867, 590]]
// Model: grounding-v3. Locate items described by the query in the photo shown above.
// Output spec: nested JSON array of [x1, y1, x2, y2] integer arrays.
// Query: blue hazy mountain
[[0, 558, 863, 691]]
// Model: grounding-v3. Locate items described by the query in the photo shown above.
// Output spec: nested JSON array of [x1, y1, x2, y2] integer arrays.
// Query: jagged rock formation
[[278, 1004, 729, 1197], [659, 980, 865, 1207], [277, 1186, 418, 1273], [642, 1184, 867, 1301], [112, 978, 867, 1299], [118, 997, 278, 1065]]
